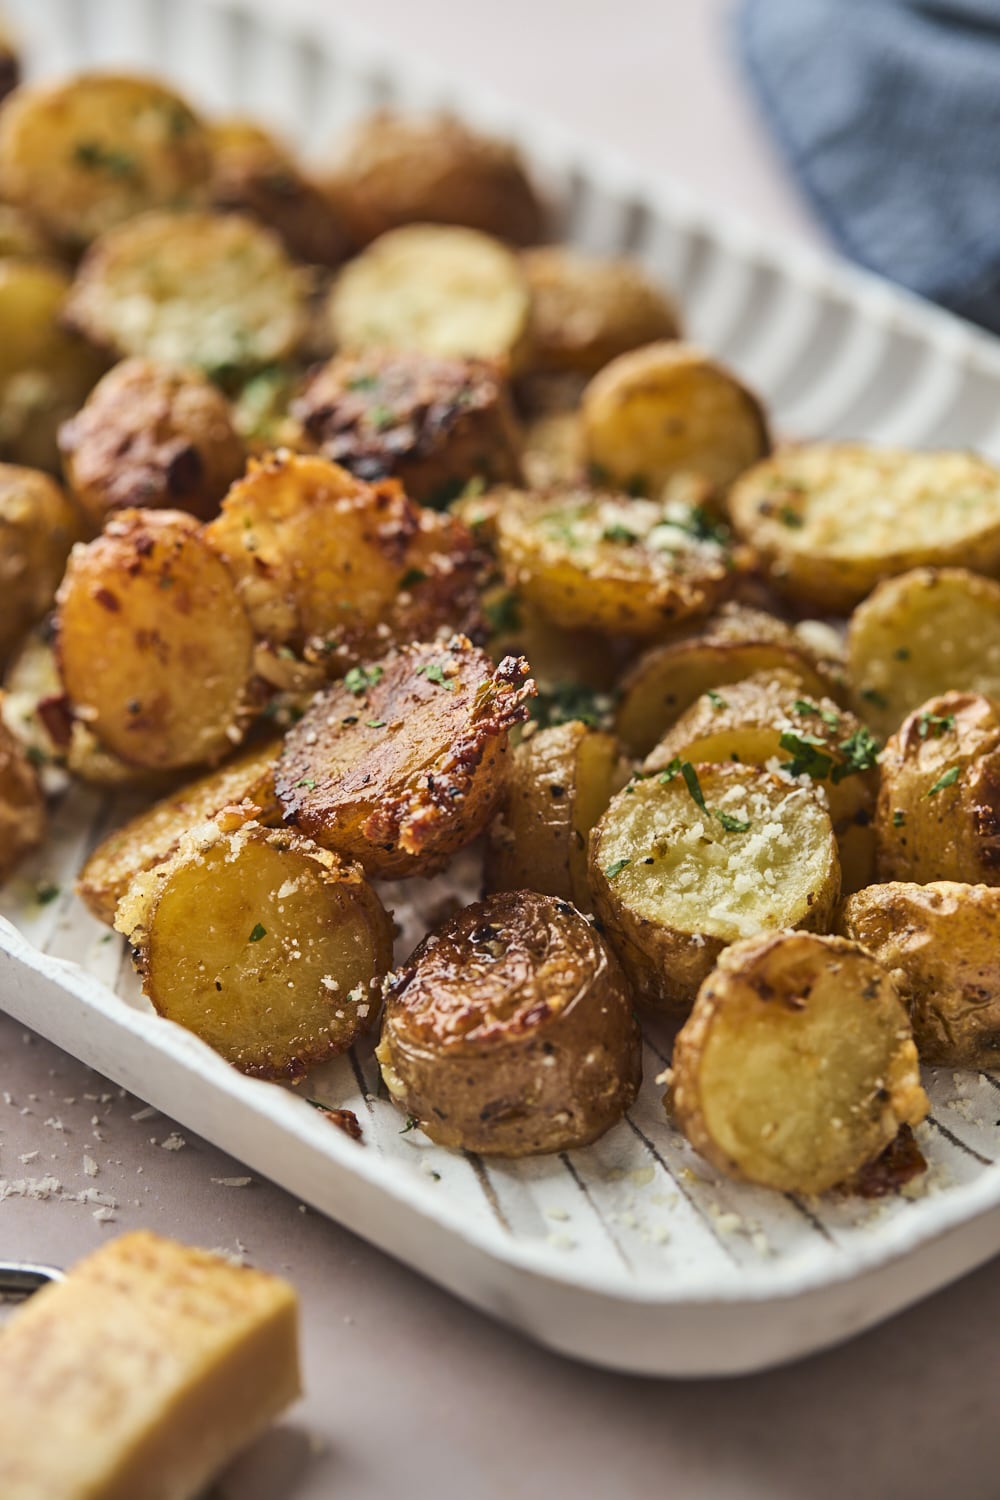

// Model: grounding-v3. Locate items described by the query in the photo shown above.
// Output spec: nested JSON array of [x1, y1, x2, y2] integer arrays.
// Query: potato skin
[[523, 246, 679, 377], [56, 508, 256, 770], [0, 29, 19, 107], [876, 692, 1000, 884], [0, 465, 83, 668], [376, 890, 641, 1155], [671, 932, 927, 1195], [291, 350, 522, 507], [0, 705, 46, 882], [327, 111, 544, 246], [59, 358, 246, 528], [841, 881, 1000, 1068], [277, 637, 533, 878]]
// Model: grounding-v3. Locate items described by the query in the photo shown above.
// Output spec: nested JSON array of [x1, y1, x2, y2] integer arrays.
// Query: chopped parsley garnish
[[716, 810, 751, 833], [927, 766, 960, 796], [530, 681, 610, 730], [296, 778, 317, 791], [830, 726, 881, 783], [399, 567, 427, 590], [604, 858, 632, 879], [657, 756, 683, 784], [344, 664, 384, 696], [678, 506, 730, 547], [794, 698, 840, 728], [706, 690, 728, 710], [894, 647, 911, 661], [368, 403, 396, 430], [680, 761, 707, 811], [347, 373, 378, 391], [602, 523, 638, 545], [248, 923, 267, 943], [917, 712, 955, 739], [778, 506, 803, 528], [779, 730, 834, 781], [893, 810, 906, 827], [483, 591, 522, 635], [35, 882, 60, 906], [73, 140, 138, 177], [366, 719, 386, 728], [399, 1115, 420, 1134], [25, 745, 47, 768], [416, 661, 453, 690], [861, 688, 889, 709]]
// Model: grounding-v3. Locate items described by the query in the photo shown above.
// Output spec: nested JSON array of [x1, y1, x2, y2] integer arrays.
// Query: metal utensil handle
[[0, 1262, 64, 1300]]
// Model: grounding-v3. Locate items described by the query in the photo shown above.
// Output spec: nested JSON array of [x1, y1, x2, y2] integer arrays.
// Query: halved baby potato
[[589, 762, 840, 1013], [277, 636, 533, 878], [0, 706, 46, 883], [522, 246, 680, 377], [670, 931, 927, 1195], [0, 464, 83, 668], [376, 889, 641, 1155], [114, 818, 393, 1079]]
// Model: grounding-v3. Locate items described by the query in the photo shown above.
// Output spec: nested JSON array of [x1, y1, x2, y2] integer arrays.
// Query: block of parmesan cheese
[[0, 1230, 301, 1500]]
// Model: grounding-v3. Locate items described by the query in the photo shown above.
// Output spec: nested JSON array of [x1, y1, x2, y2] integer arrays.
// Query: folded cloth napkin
[[738, 0, 1000, 331]]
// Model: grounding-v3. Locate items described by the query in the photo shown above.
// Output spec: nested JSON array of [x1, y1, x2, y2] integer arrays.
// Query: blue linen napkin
[[738, 0, 1000, 331]]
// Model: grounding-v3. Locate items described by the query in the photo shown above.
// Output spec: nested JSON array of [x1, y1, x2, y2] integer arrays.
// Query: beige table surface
[[5, 2, 1000, 1496]]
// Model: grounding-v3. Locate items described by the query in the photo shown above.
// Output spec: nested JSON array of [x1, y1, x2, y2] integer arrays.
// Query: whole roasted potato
[[292, 349, 522, 507], [876, 691, 1000, 883], [0, 465, 82, 667], [0, 704, 46, 883], [589, 762, 840, 1013], [115, 817, 393, 1079], [841, 880, 1000, 1068], [523, 246, 680, 377], [326, 111, 544, 246], [376, 890, 641, 1155], [729, 443, 1000, 615], [277, 636, 533, 878], [59, 358, 246, 528], [670, 932, 927, 1195]]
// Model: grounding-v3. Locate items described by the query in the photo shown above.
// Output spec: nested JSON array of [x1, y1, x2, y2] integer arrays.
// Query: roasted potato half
[[0, 465, 82, 668], [292, 349, 522, 507], [0, 72, 211, 246], [495, 484, 736, 638], [376, 890, 640, 1155], [615, 603, 842, 756], [65, 210, 309, 374], [523, 246, 680, 377], [581, 342, 770, 492], [0, 258, 107, 472], [876, 691, 1000, 884], [328, 223, 532, 370], [842, 880, 1000, 1068], [77, 737, 281, 925], [847, 566, 1000, 739], [670, 932, 927, 1195], [729, 443, 1000, 615], [485, 720, 622, 910], [202, 452, 482, 675], [326, 111, 543, 246], [59, 358, 246, 528], [644, 670, 879, 893], [277, 637, 532, 878], [483, 590, 620, 707], [115, 819, 393, 1079], [521, 408, 584, 489], [56, 508, 255, 770], [589, 762, 840, 1013], [0, 705, 46, 883]]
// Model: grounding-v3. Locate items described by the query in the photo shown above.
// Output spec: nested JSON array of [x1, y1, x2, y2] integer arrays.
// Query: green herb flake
[[794, 697, 840, 728], [344, 664, 384, 696], [530, 681, 610, 730], [715, 810, 751, 833], [893, 810, 906, 827], [602, 522, 638, 545], [35, 882, 60, 906], [917, 712, 955, 740], [678, 506, 730, 547], [347, 373, 378, 392], [861, 688, 889, 709], [604, 858, 632, 879], [778, 730, 833, 781], [894, 647, 911, 661], [398, 567, 427, 590], [368, 403, 396, 431], [248, 922, 267, 943], [831, 726, 881, 783], [296, 778, 317, 791], [927, 766, 960, 797], [73, 140, 138, 177], [366, 719, 386, 728], [658, 756, 684, 784], [706, 690, 728, 710], [778, 506, 804, 528], [25, 745, 47, 768], [416, 661, 454, 690], [483, 591, 522, 635], [399, 1114, 420, 1135]]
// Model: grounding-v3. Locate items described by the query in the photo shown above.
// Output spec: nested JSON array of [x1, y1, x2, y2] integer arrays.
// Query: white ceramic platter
[[5, 0, 1000, 1379]]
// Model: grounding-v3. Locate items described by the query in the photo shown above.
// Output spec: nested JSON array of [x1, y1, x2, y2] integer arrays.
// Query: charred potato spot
[[376, 890, 640, 1155], [729, 443, 1000, 615], [291, 350, 522, 507], [0, 705, 46, 882], [59, 357, 246, 528], [0, 465, 83, 669], [202, 451, 483, 673], [0, 73, 211, 246], [589, 763, 840, 1013], [581, 341, 770, 492], [841, 880, 1000, 1069], [670, 932, 927, 1195], [277, 636, 533, 878], [114, 820, 393, 1078], [523, 246, 680, 377], [56, 508, 255, 770], [65, 210, 309, 374]]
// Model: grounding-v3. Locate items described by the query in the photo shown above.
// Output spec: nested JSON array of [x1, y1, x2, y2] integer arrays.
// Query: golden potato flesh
[[59, 358, 246, 528], [0, 203, 52, 259], [671, 932, 927, 1195], [328, 224, 531, 370], [277, 637, 532, 878], [522, 246, 680, 377], [0, 705, 45, 882], [376, 890, 640, 1156], [202, 452, 483, 676], [842, 881, 1000, 1068], [847, 566, 1000, 739], [614, 603, 842, 756], [589, 762, 840, 1013], [876, 691, 1000, 884], [0, 259, 107, 472], [0, 464, 82, 668], [485, 720, 622, 911], [114, 820, 393, 1079], [0, 73, 211, 246], [644, 670, 879, 894], [65, 211, 309, 374], [522, 408, 584, 489], [291, 349, 522, 507], [77, 737, 281, 926], [495, 484, 736, 638], [581, 342, 770, 492], [56, 509, 255, 770], [729, 443, 1000, 615], [326, 111, 543, 246]]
